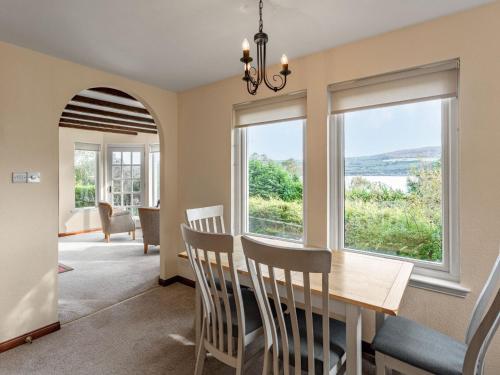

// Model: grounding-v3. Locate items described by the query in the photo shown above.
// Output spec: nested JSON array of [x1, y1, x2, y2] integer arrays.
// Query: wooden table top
[[178, 235, 413, 316]]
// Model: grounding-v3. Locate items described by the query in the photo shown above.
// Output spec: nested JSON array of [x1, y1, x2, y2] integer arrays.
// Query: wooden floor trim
[[0, 322, 60, 353], [58, 228, 102, 237]]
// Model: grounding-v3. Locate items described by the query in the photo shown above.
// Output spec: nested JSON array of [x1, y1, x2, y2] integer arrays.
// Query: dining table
[[178, 235, 413, 375]]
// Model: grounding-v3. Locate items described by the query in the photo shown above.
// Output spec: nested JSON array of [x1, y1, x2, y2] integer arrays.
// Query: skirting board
[[158, 276, 195, 288], [0, 322, 60, 353], [58, 228, 102, 237]]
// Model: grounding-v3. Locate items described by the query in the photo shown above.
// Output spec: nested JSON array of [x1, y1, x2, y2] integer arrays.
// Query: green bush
[[75, 185, 96, 208], [248, 197, 303, 240]]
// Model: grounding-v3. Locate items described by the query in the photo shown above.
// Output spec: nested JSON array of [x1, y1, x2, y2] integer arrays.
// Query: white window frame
[[149, 144, 160, 207], [234, 119, 307, 244], [74, 143, 100, 209], [329, 98, 460, 282]]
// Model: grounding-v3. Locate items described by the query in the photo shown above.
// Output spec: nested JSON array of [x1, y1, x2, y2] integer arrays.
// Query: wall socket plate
[[12, 172, 28, 183], [28, 172, 41, 183]]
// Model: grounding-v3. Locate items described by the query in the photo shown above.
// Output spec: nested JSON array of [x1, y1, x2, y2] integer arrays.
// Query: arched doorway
[[57, 87, 161, 323]]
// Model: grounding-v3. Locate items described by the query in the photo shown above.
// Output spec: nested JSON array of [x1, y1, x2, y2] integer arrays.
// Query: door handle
[[108, 186, 112, 193]]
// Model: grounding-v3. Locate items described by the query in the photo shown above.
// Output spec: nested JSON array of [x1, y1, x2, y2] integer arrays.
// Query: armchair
[[98, 202, 136, 242], [138, 207, 159, 254]]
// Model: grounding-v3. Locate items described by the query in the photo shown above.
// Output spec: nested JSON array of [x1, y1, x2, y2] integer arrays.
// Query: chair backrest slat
[[181, 224, 245, 361], [242, 235, 333, 375], [465, 255, 500, 344], [186, 205, 225, 233]]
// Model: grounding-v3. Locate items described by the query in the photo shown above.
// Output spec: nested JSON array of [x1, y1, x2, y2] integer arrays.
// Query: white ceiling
[[0, 0, 492, 92]]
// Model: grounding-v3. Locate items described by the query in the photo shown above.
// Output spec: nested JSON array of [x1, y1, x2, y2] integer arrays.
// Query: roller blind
[[75, 142, 101, 151], [234, 92, 306, 128], [329, 59, 459, 114], [150, 144, 160, 153]]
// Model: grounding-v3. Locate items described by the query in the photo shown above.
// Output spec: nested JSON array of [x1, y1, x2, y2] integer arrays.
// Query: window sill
[[71, 207, 97, 213], [409, 274, 470, 298]]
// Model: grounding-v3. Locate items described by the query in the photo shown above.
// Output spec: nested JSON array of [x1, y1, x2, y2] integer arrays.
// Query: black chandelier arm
[[246, 79, 258, 95], [264, 73, 287, 92]]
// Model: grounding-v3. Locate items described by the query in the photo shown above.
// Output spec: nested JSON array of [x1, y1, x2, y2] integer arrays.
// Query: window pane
[[151, 152, 160, 206], [132, 166, 141, 178], [123, 180, 132, 192], [123, 194, 131, 206], [245, 120, 303, 241], [74, 149, 98, 208], [122, 152, 131, 165], [113, 194, 121, 206], [112, 166, 121, 179], [122, 166, 132, 179], [132, 194, 141, 205], [112, 152, 121, 165], [133, 179, 141, 192], [112, 180, 121, 193], [343, 100, 442, 262], [132, 152, 141, 165]]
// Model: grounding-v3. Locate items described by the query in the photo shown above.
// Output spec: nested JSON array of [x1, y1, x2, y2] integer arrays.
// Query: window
[[234, 93, 306, 242], [330, 60, 459, 279], [150, 144, 160, 206], [74, 143, 100, 208]]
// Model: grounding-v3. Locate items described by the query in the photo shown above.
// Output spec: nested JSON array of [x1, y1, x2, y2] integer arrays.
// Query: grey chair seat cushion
[[372, 316, 467, 375], [281, 309, 346, 375], [223, 288, 263, 337]]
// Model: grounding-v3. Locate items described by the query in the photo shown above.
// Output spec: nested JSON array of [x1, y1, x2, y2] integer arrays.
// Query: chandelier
[[240, 0, 291, 95]]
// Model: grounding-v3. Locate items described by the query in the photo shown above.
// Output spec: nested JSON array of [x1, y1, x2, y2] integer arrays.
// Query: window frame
[[149, 145, 160, 207], [234, 119, 307, 244], [329, 98, 460, 281], [73, 143, 100, 210]]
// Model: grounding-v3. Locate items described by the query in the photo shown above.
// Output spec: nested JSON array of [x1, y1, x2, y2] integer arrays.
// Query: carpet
[[0, 285, 377, 375], [58, 263, 73, 273], [58, 230, 159, 324]]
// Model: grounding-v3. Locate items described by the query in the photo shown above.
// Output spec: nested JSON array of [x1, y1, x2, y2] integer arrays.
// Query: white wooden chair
[[180, 224, 263, 375], [373, 255, 500, 375], [241, 235, 347, 375], [186, 204, 226, 234]]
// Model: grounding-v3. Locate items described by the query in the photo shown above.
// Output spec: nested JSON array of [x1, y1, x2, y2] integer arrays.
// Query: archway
[[57, 87, 161, 323]]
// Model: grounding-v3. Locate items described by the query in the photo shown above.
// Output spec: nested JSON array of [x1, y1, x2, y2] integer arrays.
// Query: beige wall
[[0, 41, 178, 343], [177, 3, 500, 372], [58, 127, 159, 234]]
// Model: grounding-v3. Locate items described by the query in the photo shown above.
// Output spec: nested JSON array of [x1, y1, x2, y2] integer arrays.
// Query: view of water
[[345, 175, 409, 192]]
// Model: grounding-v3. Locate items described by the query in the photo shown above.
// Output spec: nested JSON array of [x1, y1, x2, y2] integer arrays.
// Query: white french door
[[107, 146, 145, 216]]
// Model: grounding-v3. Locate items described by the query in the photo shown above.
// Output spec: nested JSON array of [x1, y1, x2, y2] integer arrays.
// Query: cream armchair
[[98, 202, 136, 242], [138, 207, 159, 254]]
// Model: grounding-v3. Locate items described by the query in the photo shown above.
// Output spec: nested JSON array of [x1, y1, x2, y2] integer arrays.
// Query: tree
[[248, 158, 302, 202]]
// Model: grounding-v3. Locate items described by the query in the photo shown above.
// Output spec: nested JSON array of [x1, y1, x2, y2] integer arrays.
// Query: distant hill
[[346, 146, 441, 176]]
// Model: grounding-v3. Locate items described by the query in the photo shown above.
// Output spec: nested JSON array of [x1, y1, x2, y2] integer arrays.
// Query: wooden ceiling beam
[[88, 87, 137, 100], [59, 119, 158, 134], [61, 112, 157, 129], [64, 104, 154, 123], [59, 123, 138, 136], [71, 95, 150, 115]]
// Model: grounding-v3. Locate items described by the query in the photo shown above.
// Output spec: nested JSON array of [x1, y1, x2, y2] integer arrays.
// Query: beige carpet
[[0, 284, 375, 374]]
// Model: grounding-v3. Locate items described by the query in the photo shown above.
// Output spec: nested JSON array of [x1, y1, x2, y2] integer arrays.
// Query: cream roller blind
[[234, 92, 306, 128], [150, 144, 160, 153], [329, 59, 459, 114], [75, 142, 101, 151]]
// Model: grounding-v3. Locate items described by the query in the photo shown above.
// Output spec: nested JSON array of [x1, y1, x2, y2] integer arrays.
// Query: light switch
[[12, 172, 28, 183], [28, 172, 41, 183]]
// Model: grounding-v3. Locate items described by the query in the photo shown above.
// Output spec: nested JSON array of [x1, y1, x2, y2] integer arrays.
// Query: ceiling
[[0, 0, 492, 92]]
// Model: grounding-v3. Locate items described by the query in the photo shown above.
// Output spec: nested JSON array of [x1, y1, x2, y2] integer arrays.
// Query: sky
[[246, 99, 442, 160]]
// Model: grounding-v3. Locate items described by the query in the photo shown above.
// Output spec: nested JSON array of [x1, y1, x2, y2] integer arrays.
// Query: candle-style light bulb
[[242, 38, 250, 60], [281, 54, 289, 73], [281, 54, 288, 65], [242, 38, 250, 52]]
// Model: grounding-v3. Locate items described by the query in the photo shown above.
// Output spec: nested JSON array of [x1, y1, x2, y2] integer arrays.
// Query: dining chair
[[373, 255, 500, 375], [180, 224, 263, 375], [241, 235, 347, 375], [186, 204, 226, 233], [185, 205, 245, 294]]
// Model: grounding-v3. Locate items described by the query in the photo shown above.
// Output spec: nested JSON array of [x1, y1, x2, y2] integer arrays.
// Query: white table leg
[[375, 312, 386, 332], [195, 281, 201, 353], [346, 304, 362, 375]]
